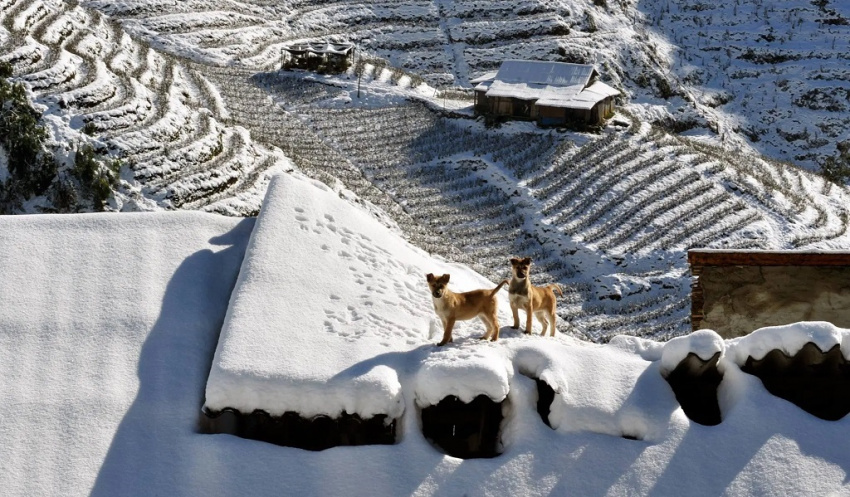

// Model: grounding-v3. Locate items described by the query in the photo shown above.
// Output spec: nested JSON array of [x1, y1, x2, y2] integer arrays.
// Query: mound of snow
[[660, 329, 726, 375], [727, 321, 850, 364], [415, 343, 512, 407], [515, 341, 678, 442]]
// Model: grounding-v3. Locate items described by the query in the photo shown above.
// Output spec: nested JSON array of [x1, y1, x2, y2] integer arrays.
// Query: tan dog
[[426, 273, 507, 346], [507, 257, 562, 336]]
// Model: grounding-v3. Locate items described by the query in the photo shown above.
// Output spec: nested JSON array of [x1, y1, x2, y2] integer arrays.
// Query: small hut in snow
[[281, 41, 356, 73], [471, 60, 619, 126]]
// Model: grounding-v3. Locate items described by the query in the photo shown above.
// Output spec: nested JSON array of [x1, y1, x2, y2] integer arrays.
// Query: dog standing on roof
[[506, 257, 562, 336], [426, 273, 507, 346]]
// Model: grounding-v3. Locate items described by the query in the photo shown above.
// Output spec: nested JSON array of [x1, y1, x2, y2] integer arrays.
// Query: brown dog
[[426, 273, 507, 346], [507, 257, 562, 336]]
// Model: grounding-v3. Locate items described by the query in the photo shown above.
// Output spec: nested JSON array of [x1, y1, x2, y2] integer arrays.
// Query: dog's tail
[[489, 279, 509, 298], [548, 283, 563, 296]]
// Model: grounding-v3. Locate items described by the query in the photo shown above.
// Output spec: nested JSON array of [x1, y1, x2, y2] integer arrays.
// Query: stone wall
[[689, 250, 850, 338]]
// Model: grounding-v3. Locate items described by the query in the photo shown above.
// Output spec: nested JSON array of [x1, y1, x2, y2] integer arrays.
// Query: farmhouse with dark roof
[[281, 41, 356, 72], [472, 60, 619, 126]]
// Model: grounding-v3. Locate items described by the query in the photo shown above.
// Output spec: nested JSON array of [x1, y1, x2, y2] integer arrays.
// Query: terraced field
[[78, 0, 629, 88], [1, 0, 287, 215], [76, 0, 850, 170], [3, 0, 850, 341], [287, 89, 849, 339]]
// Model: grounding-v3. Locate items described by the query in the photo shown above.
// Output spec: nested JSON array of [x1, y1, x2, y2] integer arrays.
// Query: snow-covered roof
[[474, 60, 619, 109], [495, 60, 597, 87], [284, 41, 355, 55], [204, 172, 512, 419], [469, 70, 499, 85], [1, 173, 850, 496], [536, 80, 620, 110]]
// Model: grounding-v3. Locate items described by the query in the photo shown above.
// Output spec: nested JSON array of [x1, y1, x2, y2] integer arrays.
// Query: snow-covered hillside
[[2, 0, 850, 341], [1, 172, 848, 496], [640, 0, 850, 168], [72, 0, 850, 168], [0, 0, 291, 215]]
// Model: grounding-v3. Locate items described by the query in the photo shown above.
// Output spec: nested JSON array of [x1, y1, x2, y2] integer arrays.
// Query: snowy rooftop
[[204, 172, 515, 419], [0, 173, 849, 495], [474, 60, 619, 110], [284, 41, 355, 55]]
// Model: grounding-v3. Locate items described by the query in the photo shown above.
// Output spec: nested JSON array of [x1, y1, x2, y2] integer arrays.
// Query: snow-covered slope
[[0, 0, 291, 215], [1, 173, 849, 496], [639, 0, 850, 168], [72, 0, 850, 168]]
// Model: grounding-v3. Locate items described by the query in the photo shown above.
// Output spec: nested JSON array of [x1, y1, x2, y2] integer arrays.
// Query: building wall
[[565, 107, 591, 123], [536, 105, 567, 126], [491, 97, 513, 116], [474, 91, 489, 114], [692, 265, 850, 338], [479, 94, 614, 125]]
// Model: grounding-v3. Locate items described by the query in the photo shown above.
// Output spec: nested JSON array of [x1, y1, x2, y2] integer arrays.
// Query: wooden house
[[281, 41, 356, 73], [471, 60, 619, 126]]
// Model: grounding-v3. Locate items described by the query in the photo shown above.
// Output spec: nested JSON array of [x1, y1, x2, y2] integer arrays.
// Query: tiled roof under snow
[[1, 173, 849, 496], [474, 60, 619, 109], [284, 41, 355, 55]]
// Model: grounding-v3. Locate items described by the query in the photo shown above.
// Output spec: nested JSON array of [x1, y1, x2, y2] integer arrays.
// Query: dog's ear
[[522, 257, 532, 265], [426, 273, 435, 283], [510, 258, 519, 265], [438, 274, 450, 284]]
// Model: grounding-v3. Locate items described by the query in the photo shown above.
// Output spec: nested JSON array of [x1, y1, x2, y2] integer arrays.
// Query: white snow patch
[[609, 334, 665, 361], [660, 328, 725, 375], [415, 343, 511, 407], [727, 321, 850, 364], [516, 341, 677, 442]]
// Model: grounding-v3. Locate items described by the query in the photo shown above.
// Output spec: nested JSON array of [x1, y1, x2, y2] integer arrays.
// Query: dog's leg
[[537, 313, 548, 336], [525, 301, 534, 334], [510, 300, 520, 329], [549, 311, 557, 336], [437, 317, 456, 346], [478, 315, 493, 341], [480, 312, 499, 341]]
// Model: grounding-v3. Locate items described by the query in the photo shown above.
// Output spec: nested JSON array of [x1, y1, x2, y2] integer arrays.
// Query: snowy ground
[[1, 171, 848, 496]]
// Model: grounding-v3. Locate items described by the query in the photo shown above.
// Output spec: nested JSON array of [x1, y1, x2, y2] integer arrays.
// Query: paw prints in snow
[[298, 206, 431, 346]]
